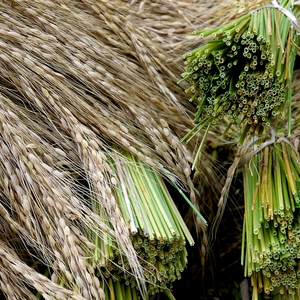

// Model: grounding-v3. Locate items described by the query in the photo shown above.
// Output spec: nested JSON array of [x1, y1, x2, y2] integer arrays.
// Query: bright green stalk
[[123, 162, 156, 240], [192, 14, 250, 37], [114, 280, 123, 300], [135, 170, 168, 241], [137, 161, 176, 240], [191, 122, 211, 170], [281, 142, 297, 197], [242, 214, 246, 266], [170, 178, 207, 226], [158, 178, 194, 245]]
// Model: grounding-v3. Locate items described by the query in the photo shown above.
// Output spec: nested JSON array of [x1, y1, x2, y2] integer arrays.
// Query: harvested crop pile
[[4, 0, 300, 299], [0, 0, 230, 299]]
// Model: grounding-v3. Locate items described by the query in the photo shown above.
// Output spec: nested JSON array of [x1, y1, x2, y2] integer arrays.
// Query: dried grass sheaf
[[0, 0, 256, 299]]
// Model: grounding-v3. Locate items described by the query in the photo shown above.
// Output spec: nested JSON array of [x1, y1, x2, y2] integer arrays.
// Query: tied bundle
[[180, 0, 300, 157], [242, 140, 300, 299], [85, 150, 194, 298]]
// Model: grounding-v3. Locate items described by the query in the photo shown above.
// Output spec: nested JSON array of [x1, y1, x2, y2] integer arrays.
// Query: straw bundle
[[232, 70, 300, 300], [242, 139, 300, 299], [180, 0, 300, 155]]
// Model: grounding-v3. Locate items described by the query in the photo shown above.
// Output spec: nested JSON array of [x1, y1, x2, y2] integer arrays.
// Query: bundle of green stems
[[102, 277, 140, 300], [180, 0, 300, 151], [86, 150, 194, 298], [242, 140, 300, 299]]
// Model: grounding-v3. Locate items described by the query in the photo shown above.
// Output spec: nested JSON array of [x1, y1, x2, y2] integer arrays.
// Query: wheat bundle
[[85, 149, 195, 296], [0, 0, 234, 299]]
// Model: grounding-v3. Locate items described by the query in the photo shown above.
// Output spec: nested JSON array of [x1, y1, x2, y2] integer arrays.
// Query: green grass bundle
[[180, 0, 300, 152], [242, 141, 300, 299], [86, 149, 194, 298]]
